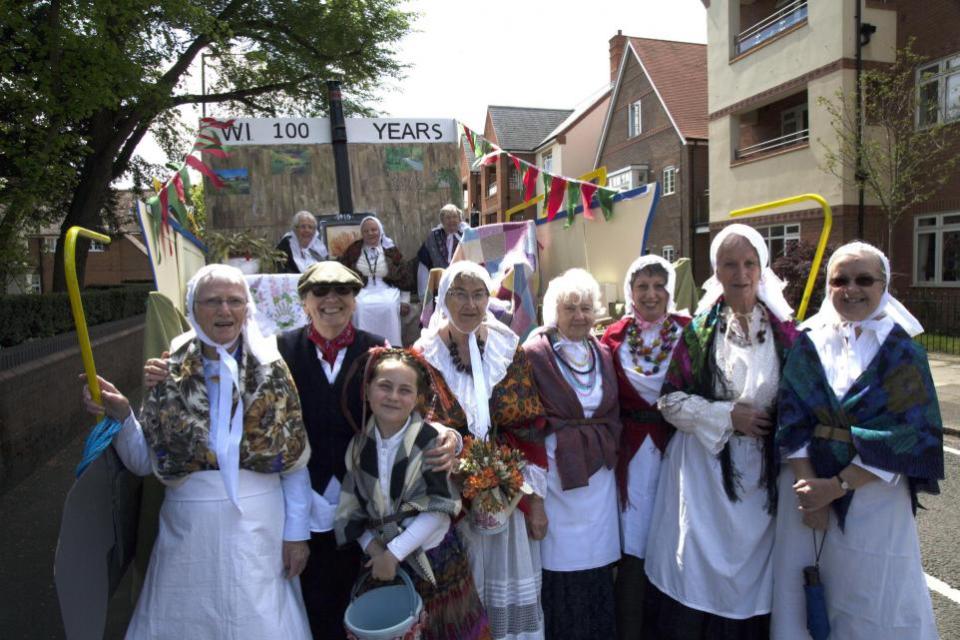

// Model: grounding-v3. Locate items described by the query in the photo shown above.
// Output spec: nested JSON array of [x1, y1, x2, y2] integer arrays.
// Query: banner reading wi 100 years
[[204, 117, 462, 258]]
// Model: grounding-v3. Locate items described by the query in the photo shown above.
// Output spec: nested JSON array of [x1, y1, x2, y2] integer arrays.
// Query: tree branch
[[171, 75, 313, 105]]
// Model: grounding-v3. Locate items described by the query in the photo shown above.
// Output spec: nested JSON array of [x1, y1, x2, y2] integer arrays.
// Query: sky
[[134, 0, 706, 169]]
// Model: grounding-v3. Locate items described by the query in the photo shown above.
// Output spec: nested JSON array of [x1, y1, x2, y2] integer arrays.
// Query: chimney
[[609, 30, 627, 81]]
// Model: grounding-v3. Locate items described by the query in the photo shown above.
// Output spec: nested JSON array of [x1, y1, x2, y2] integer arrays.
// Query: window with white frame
[[917, 53, 960, 128], [509, 167, 522, 190], [628, 100, 642, 137], [88, 240, 106, 252], [662, 245, 676, 262], [25, 272, 41, 294], [758, 223, 800, 258], [915, 212, 960, 285], [780, 104, 809, 136], [542, 152, 553, 173], [662, 166, 677, 196], [43, 237, 57, 253], [606, 165, 650, 192]]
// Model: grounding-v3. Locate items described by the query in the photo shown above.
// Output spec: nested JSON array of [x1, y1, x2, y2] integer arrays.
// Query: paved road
[[2, 360, 960, 639]]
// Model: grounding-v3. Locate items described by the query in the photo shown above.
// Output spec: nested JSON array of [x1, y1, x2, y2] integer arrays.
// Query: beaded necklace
[[626, 315, 679, 375], [447, 334, 485, 374], [718, 307, 768, 348], [550, 333, 599, 395]]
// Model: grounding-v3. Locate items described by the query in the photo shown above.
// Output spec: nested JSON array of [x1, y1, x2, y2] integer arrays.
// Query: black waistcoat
[[277, 325, 386, 493]]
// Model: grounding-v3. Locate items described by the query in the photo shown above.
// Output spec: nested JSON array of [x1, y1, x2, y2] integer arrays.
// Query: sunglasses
[[828, 275, 883, 288], [309, 284, 357, 297]]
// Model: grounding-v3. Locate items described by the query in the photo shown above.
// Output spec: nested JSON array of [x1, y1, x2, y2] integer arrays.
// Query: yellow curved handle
[[65, 227, 112, 412], [729, 193, 832, 321]]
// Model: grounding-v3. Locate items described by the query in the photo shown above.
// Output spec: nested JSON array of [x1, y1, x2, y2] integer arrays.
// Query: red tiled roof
[[628, 37, 708, 140]]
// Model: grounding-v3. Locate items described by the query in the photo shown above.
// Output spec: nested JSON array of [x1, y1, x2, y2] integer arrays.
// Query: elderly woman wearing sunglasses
[[772, 241, 943, 639]]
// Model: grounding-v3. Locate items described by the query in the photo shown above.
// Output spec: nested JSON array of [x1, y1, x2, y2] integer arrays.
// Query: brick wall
[[0, 322, 144, 493]]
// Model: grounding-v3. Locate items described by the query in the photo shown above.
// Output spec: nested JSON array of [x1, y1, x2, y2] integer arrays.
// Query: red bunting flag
[[522, 166, 539, 201], [546, 176, 567, 221], [511, 155, 522, 172], [580, 183, 599, 220]]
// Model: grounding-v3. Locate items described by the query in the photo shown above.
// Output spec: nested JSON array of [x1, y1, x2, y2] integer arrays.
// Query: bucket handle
[[351, 567, 419, 617]]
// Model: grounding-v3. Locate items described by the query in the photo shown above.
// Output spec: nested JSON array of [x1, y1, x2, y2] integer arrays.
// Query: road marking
[[926, 573, 960, 605], [945, 445, 960, 457]]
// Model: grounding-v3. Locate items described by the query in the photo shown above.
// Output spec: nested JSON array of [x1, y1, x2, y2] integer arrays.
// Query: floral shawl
[[776, 326, 944, 528], [139, 337, 309, 482], [334, 412, 461, 585], [662, 298, 799, 512]]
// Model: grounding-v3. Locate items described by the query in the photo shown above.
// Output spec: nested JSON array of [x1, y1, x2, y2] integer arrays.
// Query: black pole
[[855, 0, 865, 238], [327, 80, 354, 215]]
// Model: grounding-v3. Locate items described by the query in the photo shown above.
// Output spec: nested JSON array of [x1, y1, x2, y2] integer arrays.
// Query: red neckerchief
[[308, 323, 356, 366]]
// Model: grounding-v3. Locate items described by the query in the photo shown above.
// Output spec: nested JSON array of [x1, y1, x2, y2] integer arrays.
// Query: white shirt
[[112, 411, 312, 541], [356, 418, 449, 561]]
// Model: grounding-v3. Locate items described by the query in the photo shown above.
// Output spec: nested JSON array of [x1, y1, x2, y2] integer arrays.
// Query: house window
[[628, 100, 642, 137], [487, 181, 498, 197], [758, 223, 800, 258], [88, 240, 106, 252], [607, 165, 650, 192], [25, 272, 41, 294], [43, 237, 57, 253], [781, 104, 809, 136], [542, 152, 553, 173], [917, 53, 960, 127], [915, 212, 960, 285], [509, 167, 522, 190], [662, 245, 676, 262], [662, 166, 677, 196]]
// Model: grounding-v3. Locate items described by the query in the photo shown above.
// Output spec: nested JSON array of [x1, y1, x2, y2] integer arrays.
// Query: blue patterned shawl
[[776, 326, 944, 528]]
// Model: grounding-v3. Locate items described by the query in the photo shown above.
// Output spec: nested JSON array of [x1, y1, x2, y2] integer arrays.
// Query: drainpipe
[[327, 80, 354, 214], [855, 2, 877, 239]]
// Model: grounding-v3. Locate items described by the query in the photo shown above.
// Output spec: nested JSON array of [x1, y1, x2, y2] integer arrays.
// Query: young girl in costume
[[334, 348, 491, 640]]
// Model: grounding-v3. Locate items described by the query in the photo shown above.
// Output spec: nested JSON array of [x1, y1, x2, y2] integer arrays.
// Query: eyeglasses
[[197, 297, 247, 310], [447, 289, 489, 305], [828, 275, 883, 288], [310, 284, 357, 298]]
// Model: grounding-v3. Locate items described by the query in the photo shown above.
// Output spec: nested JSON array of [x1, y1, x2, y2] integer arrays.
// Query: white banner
[[214, 117, 457, 146]]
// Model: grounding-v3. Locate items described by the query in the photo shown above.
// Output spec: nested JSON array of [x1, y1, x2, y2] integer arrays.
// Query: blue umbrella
[[803, 528, 830, 640]]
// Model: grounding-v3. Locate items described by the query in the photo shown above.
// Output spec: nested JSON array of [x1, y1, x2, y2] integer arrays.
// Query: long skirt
[[457, 511, 545, 640], [413, 526, 492, 640], [354, 281, 402, 346], [771, 468, 938, 639], [643, 583, 770, 640], [126, 470, 311, 639], [615, 554, 649, 640], [541, 563, 616, 640]]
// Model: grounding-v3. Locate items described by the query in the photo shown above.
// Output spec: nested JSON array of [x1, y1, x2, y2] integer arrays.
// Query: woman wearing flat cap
[[277, 261, 461, 639]]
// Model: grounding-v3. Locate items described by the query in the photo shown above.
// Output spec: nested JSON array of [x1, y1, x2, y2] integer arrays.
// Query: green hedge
[[0, 284, 152, 348]]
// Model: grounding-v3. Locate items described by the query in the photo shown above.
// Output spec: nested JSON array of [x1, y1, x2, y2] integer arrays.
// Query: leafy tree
[[771, 239, 835, 316], [0, 0, 412, 291], [818, 41, 958, 264]]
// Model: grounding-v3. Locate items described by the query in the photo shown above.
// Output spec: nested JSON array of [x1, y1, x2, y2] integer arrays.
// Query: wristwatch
[[835, 475, 852, 493]]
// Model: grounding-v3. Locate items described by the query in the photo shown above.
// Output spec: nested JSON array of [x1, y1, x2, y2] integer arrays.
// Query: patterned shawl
[[776, 326, 944, 528], [662, 298, 799, 513], [334, 412, 461, 585], [139, 337, 310, 482]]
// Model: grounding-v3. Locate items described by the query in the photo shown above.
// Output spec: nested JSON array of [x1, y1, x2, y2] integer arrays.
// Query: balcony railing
[[736, 0, 808, 55], [735, 128, 809, 160]]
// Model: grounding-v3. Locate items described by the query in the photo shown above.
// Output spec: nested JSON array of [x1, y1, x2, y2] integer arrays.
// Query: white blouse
[[355, 245, 389, 283]]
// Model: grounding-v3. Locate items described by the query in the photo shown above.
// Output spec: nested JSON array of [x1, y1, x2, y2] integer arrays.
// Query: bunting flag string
[[146, 117, 234, 260], [459, 122, 619, 226]]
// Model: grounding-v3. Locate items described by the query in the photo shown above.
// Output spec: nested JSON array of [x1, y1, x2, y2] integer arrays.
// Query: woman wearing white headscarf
[[277, 210, 329, 274], [773, 241, 943, 639], [643, 224, 800, 639], [81, 264, 312, 639], [416, 261, 548, 640], [599, 255, 690, 639], [338, 215, 413, 346]]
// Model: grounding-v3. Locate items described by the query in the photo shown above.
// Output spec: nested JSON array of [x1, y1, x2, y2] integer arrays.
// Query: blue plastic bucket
[[344, 569, 424, 640]]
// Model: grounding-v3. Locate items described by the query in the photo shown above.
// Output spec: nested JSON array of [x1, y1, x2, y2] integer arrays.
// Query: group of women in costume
[[83, 221, 944, 640]]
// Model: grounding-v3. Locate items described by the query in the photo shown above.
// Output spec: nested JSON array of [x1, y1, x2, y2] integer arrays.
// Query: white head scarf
[[173, 264, 280, 509], [801, 241, 923, 336], [622, 254, 685, 319], [282, 211, 328, 272], [360, 215, 396, 250], [427, 261, 514, 439], [696, 223, 793, 321]]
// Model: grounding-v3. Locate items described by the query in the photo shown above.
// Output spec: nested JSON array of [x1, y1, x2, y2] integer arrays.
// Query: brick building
[[595, 33, 711, 283], [702, 0, 960, 297]]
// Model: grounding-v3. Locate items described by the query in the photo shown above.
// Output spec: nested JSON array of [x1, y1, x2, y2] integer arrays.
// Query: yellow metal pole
[[65, 226, 112, 411], [729, 193, 832, 321]]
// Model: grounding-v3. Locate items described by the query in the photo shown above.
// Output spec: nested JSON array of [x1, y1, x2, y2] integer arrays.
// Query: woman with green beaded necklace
[[522, 268, 622, 640]]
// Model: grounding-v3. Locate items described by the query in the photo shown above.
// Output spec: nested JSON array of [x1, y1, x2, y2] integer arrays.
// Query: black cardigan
[[277, 325, 387, 493]]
